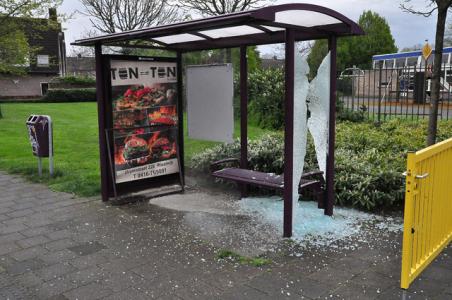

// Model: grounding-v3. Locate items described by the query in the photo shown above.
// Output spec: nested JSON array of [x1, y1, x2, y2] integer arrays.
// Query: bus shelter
[[72, 3, 364, 237]]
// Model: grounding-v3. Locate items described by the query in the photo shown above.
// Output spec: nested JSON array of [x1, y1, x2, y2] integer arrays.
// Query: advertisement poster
[[109, 58, 179, 184]]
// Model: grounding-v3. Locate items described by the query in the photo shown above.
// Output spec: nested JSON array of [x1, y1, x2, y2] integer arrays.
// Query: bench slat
[[212, 168, 319, 190]]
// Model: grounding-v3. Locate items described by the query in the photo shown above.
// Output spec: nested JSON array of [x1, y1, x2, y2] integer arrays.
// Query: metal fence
[[401, 138, 452, 289], [337, 63, 452, 121]]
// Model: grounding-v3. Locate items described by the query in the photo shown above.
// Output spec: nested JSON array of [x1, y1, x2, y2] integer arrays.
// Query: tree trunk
[[427, 4, 448, 146]]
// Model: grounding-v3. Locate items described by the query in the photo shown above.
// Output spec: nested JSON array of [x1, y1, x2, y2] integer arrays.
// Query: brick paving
[[0, 171, 451, 299]]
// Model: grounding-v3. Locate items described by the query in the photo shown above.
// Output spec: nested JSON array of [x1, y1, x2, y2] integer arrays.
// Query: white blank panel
[[186, 64, 234, 143]]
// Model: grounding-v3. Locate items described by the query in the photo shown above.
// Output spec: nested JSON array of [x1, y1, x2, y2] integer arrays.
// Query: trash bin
[[26, 115, 52, 157], [26, 115, 53, 176], [413, 72, 426, 104]]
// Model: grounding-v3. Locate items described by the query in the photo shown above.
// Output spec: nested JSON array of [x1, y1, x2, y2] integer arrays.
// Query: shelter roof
[[72, 3, 363, 51]]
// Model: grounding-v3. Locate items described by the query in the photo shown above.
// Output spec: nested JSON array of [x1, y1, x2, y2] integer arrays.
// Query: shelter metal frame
[[72, 3, 364, 237]]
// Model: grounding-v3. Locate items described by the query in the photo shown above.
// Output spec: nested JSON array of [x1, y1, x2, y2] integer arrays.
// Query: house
[[261, 56, 284, 69], [66, 56, 95, 77], [0, 9, 66, 99]]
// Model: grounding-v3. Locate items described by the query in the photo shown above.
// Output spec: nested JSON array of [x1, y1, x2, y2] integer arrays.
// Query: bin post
[[47, 115, 54, 176], [38, 158, 43, 177]]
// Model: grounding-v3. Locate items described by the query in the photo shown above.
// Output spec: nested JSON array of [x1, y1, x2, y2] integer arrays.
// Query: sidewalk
[[0, 172, 450, 299]]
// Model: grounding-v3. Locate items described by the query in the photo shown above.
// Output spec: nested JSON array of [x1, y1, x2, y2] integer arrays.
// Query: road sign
[[422, 43, 432, 60]]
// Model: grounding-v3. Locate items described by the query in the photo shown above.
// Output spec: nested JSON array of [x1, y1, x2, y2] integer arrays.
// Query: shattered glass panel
[[292, 50, 310, 221], [307, 52, 331, 178]]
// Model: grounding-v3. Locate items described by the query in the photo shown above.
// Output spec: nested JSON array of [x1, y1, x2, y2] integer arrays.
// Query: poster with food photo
[[113, 127, 179, 183], [148, 105, 178, 126], [112, 83, 177, 112], [109, 58, 179, 183]]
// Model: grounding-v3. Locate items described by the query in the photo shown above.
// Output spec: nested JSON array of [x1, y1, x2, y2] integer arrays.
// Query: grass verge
[[0, 102, 272, 197]]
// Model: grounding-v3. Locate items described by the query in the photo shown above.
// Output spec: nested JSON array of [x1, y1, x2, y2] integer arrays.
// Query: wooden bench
[[210, 158, 325, 207]]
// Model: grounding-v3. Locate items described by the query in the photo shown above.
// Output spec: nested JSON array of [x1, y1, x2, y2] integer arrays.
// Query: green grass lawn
[[0, 102, 271, 197]]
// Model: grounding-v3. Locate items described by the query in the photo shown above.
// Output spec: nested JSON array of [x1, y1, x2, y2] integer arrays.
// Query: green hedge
[[56, 75, 96, 87], [40, 88, 96, 102], [190, 119, 452, 211]]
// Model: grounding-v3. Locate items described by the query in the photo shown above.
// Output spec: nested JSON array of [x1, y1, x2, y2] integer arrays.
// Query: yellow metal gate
[[401, 138, 452, 289]]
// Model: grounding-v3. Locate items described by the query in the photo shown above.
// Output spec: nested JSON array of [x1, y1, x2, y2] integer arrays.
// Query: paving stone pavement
[[0, 171, 451, 300]]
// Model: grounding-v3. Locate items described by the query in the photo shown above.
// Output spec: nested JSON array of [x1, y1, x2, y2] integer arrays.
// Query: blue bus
[[372, 47, 452, 69], [372, 47, 452, 94]]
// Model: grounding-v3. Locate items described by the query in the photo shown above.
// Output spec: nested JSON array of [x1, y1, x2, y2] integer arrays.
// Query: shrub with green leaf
[[40, 88, 96, 102], [243, 67, 285, 130], [190, 119, 452, 211], [57, 76, 96, 87], [336, 94, 366, 123]]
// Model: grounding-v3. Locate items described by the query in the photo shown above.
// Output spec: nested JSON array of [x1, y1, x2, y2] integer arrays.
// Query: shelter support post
[[325, 36, 337, 216], [95, 43, 110, 202], [240, 46, 248, 197], [283, 29, 295, 238], [177, 51, 185, 181]]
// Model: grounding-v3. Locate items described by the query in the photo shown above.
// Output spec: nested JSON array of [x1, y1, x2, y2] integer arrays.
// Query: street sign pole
[[422, 41, 433, 104]]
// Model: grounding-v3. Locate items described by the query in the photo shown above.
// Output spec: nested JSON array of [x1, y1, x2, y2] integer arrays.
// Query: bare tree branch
[[400, 0, 438, 17], [179, 0, 268, 17], [80, 0, 184, 34]]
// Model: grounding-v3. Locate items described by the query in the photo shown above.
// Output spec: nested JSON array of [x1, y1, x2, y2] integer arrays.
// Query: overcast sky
[[60, 0, 438, 56]]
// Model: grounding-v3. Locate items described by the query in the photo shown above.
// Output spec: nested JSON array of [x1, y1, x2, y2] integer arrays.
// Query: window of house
[[37, 55, 50, 67]]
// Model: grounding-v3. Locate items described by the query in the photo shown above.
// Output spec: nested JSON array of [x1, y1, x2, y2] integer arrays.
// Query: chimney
[[49, 8, 57, 21]]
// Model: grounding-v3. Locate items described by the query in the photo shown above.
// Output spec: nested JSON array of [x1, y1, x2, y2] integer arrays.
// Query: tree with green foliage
[[231, 46, 261, 74], [307, 10, 397, 77], [0, 0, 62, 118], [0, 0, 62, 75], [0, 0, 65, 76], [0, 23, 30, 75]]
